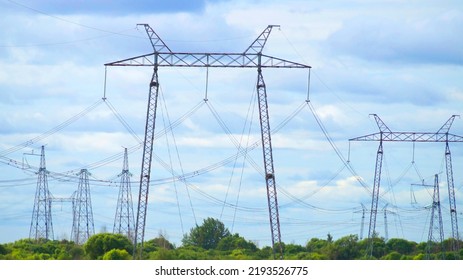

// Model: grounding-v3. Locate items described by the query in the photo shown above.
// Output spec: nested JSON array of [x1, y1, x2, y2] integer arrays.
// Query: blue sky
[[0, 0, 463, 247]]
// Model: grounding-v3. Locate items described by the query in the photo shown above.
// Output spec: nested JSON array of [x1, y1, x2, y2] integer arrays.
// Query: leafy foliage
[[182, 218, 231, 250], [83, 233, 132, 259], [1, 218, 462, 260], [102, 249, 131, 260]]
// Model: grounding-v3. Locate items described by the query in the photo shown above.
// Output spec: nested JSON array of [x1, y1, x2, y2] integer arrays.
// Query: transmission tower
[[426, 174, 445, 259], [29, 145, 54, 240], [350, 114, 463, 256], [382, 204, 396, 242], [383, 204, 389, 242], [355, 203, 367, 240], [105, 24, 311, 259], [71, 169, 95, 245], [113, 148, 135, 241]]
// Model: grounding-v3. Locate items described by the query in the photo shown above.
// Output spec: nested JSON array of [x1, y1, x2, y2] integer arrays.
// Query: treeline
[[1, 218, 462, 260]]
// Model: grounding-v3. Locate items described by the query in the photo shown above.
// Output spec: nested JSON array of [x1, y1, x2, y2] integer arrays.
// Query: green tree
[[216, 233, 257, 251], [284, 243, 306, 257], [253, 246, 273, 260], [147, 235, 175, 250], [359, 237, 387, 259], [381, 251, 402, 260], [295, 252, 328, 260], [175, 245, 208, 260], [182, 218, 231, 250], [386, 238, 416, 255], [0, 243, 8, 256], [307, 234, 336, 259], [306, 237, 329, 253], [102, 249, 132, 260], [148, 248, 177, 260], [83, 233, 132, 259], [333, 234, 360, 260]]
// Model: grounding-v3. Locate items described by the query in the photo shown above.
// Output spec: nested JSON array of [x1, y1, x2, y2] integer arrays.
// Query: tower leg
[[134, 66, 160, 258], [367, 140, 383, 257], [256, 68, 283, 259], [445, 142, 460, 253]]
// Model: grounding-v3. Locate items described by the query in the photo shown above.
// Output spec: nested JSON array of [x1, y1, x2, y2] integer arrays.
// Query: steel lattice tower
[[350, 114, 462, 257], [359, 204, 366, 240], [426, 174, 445, 259], [29, 145, 54, 240], [71, 169, 95, 245], [383, 204, 389, 242], [113, 148, 135, 241], [105, 24, 310, 259]]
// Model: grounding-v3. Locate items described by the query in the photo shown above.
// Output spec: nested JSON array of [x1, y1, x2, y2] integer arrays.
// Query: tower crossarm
[[105, 52, 310, 68], [371, 114, 391, 133], [350, 132, 463, 142], [437, 115, 459, 134], [137, 24, 172, 53], [244, 25, 280, 54]]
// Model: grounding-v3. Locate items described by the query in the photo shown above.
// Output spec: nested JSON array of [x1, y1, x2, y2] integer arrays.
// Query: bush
[[102, 249, 131, 260], [84, 233, 132, 259]]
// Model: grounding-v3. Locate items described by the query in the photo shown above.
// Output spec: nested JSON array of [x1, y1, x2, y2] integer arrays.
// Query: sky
[[0, 0, 463, 248]]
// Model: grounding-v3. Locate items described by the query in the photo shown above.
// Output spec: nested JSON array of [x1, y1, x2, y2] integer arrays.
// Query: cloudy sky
[[1, 0, 462, 247]]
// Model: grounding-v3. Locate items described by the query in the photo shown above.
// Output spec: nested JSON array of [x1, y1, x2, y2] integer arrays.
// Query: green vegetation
[[1, 218, 462, 260]]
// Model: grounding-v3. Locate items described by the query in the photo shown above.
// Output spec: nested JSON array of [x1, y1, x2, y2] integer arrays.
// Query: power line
[[5, 0, 142, 37]]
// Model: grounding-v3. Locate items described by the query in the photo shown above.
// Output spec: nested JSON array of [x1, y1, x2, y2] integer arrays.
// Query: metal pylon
[[71, 169, 95, 245], [29, 145, 54, 241], [106, 24, 311, 259], [113, 148, 135, 241], [426, 174, 445, 259]]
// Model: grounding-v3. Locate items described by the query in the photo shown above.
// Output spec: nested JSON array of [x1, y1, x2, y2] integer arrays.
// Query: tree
[[149, 236, 175, 250], [216, 234, 257, 251], [0, 244, 7, 255], [284, 243, 306, 255], [148, 248, 177, 260], [182, 218, 231, 250], [333, 234, 360, 260], [382, 251, 402, 260], [386, 238, 416, 255], [306, 238, 329, 252], [83, 233, 132, 259], [359, 237, 387, 259], [306, 236, 336, 259], [102, 249, 131, 260]]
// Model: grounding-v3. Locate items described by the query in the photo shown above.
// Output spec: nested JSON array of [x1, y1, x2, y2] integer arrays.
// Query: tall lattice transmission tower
[[29, 145, 54, 240], [113, 148, 135, 241], [105, 24, 311, 259], [71, 169, 95, 245], [426, 174, 445, 259]]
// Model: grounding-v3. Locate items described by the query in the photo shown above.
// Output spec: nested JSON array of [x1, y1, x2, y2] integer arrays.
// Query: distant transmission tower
[[355, 203, 367, 240], [113, 148, 135, 241], [71, 169, 95, 245], [426, 174, 445, 259], [350, 114, 463, 256], [383, 204, 389, 242], [29, 145, 54, 240], [382, 204, 395, 242]]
